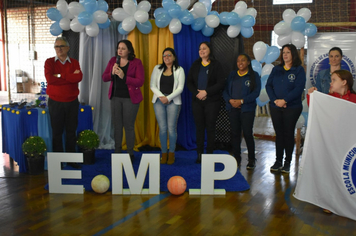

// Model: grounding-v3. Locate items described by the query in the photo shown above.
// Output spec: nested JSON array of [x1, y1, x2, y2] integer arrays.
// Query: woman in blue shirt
[[223, 53, 261, 169], [266, 44, 306, 173]]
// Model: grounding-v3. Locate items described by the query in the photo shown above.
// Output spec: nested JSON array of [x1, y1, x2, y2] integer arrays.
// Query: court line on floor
[[93, 192, 171, 236]]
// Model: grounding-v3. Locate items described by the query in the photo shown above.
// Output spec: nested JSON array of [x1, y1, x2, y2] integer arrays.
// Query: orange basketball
[[167, 176, 187, 195]]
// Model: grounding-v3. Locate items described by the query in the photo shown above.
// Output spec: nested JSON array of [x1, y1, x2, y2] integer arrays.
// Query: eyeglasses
[[54, 45, 67, 49], [163, 54, 172, 58]]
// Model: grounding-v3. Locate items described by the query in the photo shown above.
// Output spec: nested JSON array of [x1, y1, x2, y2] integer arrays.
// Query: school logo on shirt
[[206, 70, 209, 74], [288, 74, 296, 82], [245, 80, 250, 87], [341, 145, 356, 195]]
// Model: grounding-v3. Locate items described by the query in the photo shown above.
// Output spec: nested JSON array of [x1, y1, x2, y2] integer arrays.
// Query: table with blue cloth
[[1, 104, 93, 173]]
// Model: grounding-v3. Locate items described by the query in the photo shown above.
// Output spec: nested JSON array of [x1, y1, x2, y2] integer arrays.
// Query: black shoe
[[281, 162, 290, 173], [270, 161, 282, 172], [67, 163, 82, 169], [246, 160, 256, 170], [195, 153, 202, 164]]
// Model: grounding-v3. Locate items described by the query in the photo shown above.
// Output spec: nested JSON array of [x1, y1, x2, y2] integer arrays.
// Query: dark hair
[[159, 47, 180, 71], [237, 53, 256, 92], [199, 41, 215, 62], [332, 70, 355, 94], [117, 39, 136, 60], [279, 44, 302, 67], [329, 47, 343, 57]]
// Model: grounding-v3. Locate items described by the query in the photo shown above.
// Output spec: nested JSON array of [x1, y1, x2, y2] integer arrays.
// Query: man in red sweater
[[44, 37, 83, 168]]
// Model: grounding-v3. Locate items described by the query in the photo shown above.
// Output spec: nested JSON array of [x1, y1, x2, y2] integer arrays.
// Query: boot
[[167, 152, 175, 165], [160, 153, 168, 164]]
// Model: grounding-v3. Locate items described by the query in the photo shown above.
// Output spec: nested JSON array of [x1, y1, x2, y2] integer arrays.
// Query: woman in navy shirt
[[266, 44, 306, 173], [223, 53, 261, 169]]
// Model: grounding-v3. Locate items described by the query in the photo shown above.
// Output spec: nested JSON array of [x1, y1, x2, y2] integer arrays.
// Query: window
[[273, 0, 312, 4]]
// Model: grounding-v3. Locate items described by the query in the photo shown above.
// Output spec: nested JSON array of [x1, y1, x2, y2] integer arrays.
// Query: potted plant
[[77, 130, 100, 165], [22, 136, 47, 175]]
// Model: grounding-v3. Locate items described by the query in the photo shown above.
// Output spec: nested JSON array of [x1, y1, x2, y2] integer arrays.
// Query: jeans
[[153, 99, 181, 153], [270, 105, 302, 164]]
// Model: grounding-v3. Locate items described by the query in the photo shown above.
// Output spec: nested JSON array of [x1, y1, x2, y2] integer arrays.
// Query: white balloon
[[277, 34, 292, 47], [177, 0, 190, 10], [122, 16, 136, 32], [85, 22, 99, 37], [205, 15, 220, 28], [234, 1, 247, 17], [191, 9, 199, 19], [70, 17, 85, 32], [259, 89, 269, 103], [59, 18, 70, 31], [134, 10, 149, 23], [274, 21, 292, 36], [57, 0, 68, 17], [137, 1, 151, 12], [66, 11, 75, 20], [93, 10, 108, 24], [112, 8, 130, 22], [123, 0, 137, 15], [291, 31, 305, 49], [282, 9, 296, 23], [244, 8, 257, 18], [193, 2, 207, 18], [296, 115, 305, 129], [68, 2, 85, 16], [261, 64, 274, 77], [169, 18, 182, 34], [297, 8, 312, 22], [253, 41, 267, 62], [227, 25, 241, 38]]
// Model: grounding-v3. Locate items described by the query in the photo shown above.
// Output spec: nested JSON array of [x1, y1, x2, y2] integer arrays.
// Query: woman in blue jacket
[[266, 44, 306, 173], [223, 53, 261, 169]]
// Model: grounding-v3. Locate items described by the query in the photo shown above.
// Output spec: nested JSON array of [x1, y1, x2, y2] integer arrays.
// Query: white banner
[[306, 32, 356, 90], [294, 91, 356, 221]]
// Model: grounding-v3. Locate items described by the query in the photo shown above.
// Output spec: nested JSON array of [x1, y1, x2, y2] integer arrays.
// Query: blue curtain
[[174, 25, 210, 150]]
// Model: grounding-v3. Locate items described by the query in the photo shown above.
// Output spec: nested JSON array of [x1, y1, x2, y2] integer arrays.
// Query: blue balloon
[[162, 0, 175, 9], [226, 12, 240, 25], [219, 12, 229, 25], [47, 8, 62, 21], [137, 21, 152, 34], [291, 16, 306, 31], [97, 0, 109, 12], [154, 8, 167, 18], [260, 75, 269, 89], [209, 11, 219, 17], [256, 97, 269, 107], [168, 3, 182, 19], [202, 25, 214, 37], [78, 11, 93, 26], [50, 21, 63, 36], [98, 19, 110, 29], [155, 13, 171, 28], [191, 18, 205, 31], [84, 0, 97, 14], [241, 15, 255, 28], [179, 10, 194, 25], [241, 27, 254, 38], [265, 46, 280, 64], [302, 112, 308, 126], [304, 23, 317, 37], [118, 22, 129, 35], [251, 60, 262, 76]]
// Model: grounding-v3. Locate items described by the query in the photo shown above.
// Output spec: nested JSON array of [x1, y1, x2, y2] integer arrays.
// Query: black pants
[[192, 99, 220, 154], [229, 108, 255, 162], [270, 105, 302, 164], [48, 98, 79, 152]]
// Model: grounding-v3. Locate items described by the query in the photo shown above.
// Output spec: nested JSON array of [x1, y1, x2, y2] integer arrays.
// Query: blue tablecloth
[[1, 104, 93, 173]]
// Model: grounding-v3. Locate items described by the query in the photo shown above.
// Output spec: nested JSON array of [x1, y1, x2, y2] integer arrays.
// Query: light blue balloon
[[256, 97, 269, 107], [260, 75, 269, 89], [47, 8, 62, 21], [78, 11, 93, 26], [241, 15, 255, 28], [209, 11, 219, 17], [302, 112, 308, 126], [304, 23, 317, 37], [118, 22, 129, 35], [154, 8, 167, 18], [202, 25, 214, 37], [137, 21, 152, 34], [226, 12, 240, 25], [84, 0, 97, 14], [219, 12, 229, 25], [251, 59, 262, 76], [162, 0, 175, 9], [265, 46, 280, 64], [241, 27, 254, 38], [191, 18, 205, 31], [98, 19, 110, 29], [168, 3, 182, 19], [155, 13, 171, 28], [179, 10, 194, 25], [50, 21, 63, 36], [291, 16, 306, 31], [97, 0, 109, 12]]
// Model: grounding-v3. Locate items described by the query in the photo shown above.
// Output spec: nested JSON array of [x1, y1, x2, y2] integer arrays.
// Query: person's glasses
[[163, 54, 172, 58], [54, 45, 67, 49]]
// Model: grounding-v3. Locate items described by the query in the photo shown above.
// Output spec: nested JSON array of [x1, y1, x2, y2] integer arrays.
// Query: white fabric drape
[[78, 21, 126, 149]]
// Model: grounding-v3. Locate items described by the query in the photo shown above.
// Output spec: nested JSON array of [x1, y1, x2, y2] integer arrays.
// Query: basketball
[[167, 176, 187, 195], [91, 175, 110, 194]]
